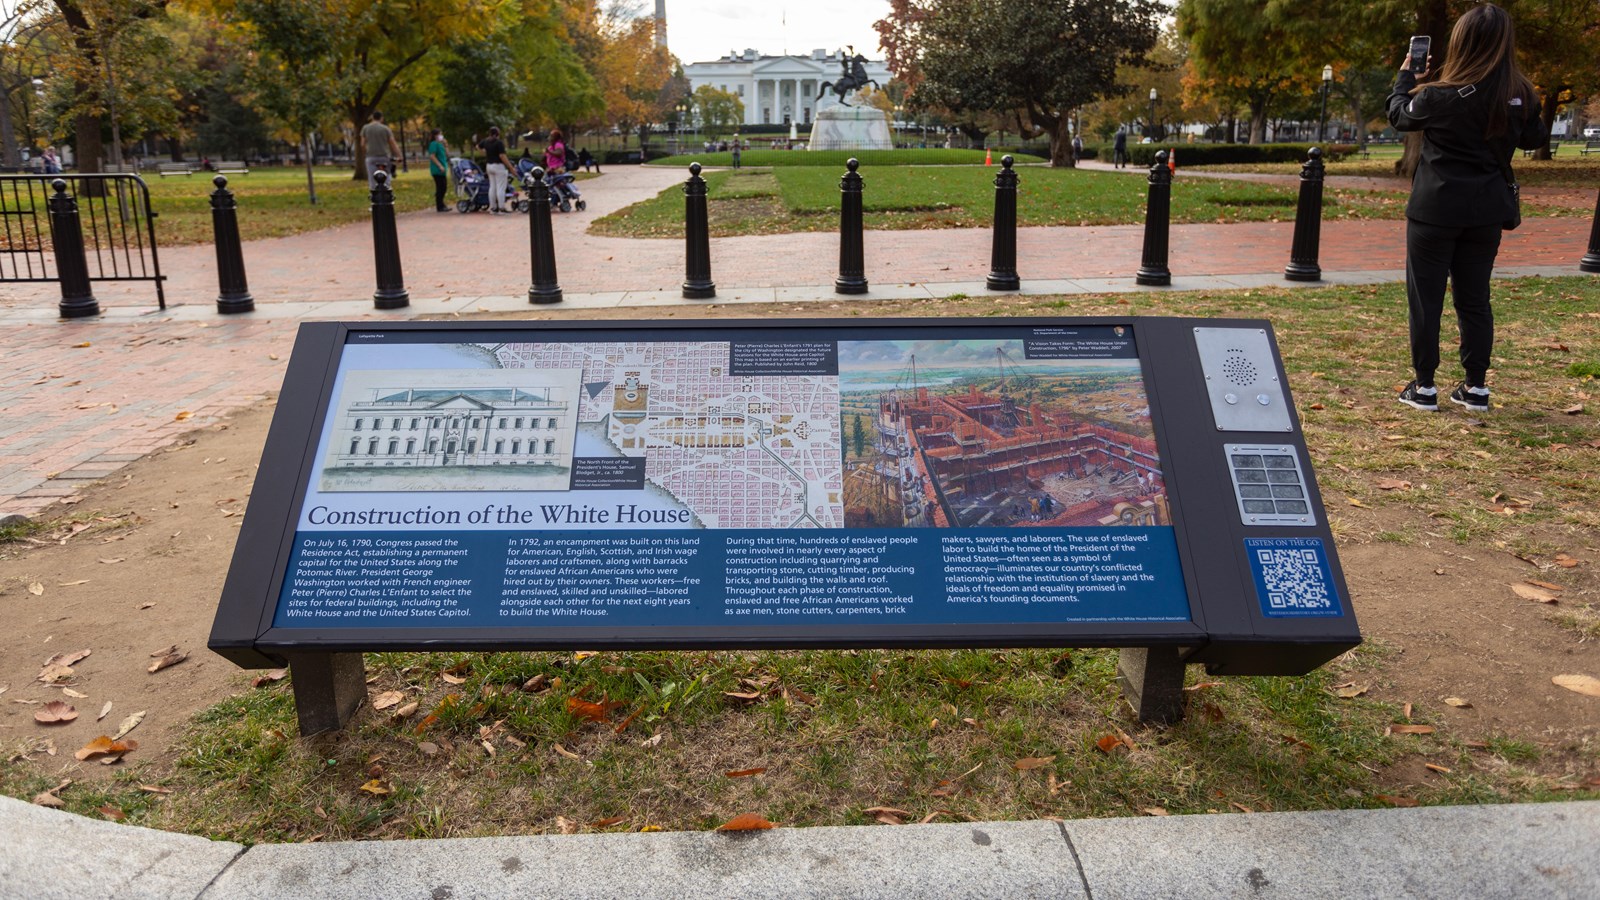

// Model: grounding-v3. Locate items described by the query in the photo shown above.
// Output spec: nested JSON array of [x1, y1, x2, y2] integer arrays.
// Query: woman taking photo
[[1388, 3, 1546, 413]]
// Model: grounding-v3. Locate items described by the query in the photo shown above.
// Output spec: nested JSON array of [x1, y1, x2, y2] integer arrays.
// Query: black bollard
[[210, 175, 255, 313], [1135, 150, 1172, 286], [369, 170, 409, 309], [526, 167, 563, 304], [1582, 187, 1600, 273], [835, 158, 868, 295], [1284, 147, 1325, 282], [47, 179, 99, 318], [682, 162, 716, 299], [986, 155, 1021, 291]]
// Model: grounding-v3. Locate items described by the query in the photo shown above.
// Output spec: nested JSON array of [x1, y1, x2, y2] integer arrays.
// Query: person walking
[[1389, 2, 1546, 413], [578, 147, 595, 172], [544, 128, 568, 174], [426, 129, 450, 212], [1071, 133, 1083, 165], [361, 110, 401, 189], [477, 126, 514, 215], [731, 140, 742, 169], [1113, 127, 1128, 168]]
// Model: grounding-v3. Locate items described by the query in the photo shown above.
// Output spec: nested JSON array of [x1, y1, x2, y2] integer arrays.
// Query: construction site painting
[[839, 337, 1168, 530]]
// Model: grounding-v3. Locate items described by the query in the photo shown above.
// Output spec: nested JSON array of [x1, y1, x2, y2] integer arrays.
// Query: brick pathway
[[2, 162, 1595, 516]]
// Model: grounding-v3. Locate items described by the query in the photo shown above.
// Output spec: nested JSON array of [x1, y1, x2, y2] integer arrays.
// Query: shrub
[[1086, 143, 1355, 167]]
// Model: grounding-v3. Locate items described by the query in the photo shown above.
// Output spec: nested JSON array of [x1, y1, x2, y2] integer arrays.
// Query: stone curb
[[4, 795, 1596, 899]]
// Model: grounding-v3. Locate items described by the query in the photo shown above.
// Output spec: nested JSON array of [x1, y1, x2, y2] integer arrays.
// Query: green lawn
[[593, 164, 1413, 238]]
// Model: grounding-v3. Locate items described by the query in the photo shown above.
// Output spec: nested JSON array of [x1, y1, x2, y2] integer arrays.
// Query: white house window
[[406, 439, 416, 453], [467, 439, 477, 453], [511, 440, 521, 454], [353, 418, 363, 430], [349, 438, 360, 454], [544, 439, 556, 455], [367, 438, 379, 455], [494, 440, 504, 454], [546, 418, 558, 429], [470, 417, 480, 428], [388, 439, 398, 454], [515, 418, 524, 428], [410, 418, 420, 430], [498, 418, 507, 428], [428, 439, 439, 453]]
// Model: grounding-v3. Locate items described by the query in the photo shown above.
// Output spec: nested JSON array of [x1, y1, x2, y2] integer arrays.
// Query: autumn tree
[[875, 0, 1163, 166], [691, 84, 742, 134], [593, 12, 677, 148]]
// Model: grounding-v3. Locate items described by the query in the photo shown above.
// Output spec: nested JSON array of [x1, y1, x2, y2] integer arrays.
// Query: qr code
[[1255, 548, 1333, 611]]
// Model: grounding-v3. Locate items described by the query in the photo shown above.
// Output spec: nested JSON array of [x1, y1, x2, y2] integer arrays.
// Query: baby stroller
[[516, 159, 586, 213], [451, 157, 525, 213]]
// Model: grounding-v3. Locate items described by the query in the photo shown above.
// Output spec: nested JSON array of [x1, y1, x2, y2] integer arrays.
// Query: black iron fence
[[0, 174, 166, 308]]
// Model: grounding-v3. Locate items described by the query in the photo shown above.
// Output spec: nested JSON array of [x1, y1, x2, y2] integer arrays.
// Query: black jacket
[[1387, 69, 1547, 228]]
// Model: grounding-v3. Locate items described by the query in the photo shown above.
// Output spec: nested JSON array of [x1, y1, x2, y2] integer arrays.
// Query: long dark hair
[[1414, 3, 1537, 136]]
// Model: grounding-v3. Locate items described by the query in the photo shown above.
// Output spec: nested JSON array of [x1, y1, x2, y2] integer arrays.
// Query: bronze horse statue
[[817, 52, 880, 106]]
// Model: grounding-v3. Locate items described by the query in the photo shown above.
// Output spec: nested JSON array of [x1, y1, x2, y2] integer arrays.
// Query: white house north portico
[[684, 49, 891, 127]]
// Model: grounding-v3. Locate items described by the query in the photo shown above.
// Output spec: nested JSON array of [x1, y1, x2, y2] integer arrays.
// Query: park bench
[[211, 317, 1361, 735], [157, 161, 196, 177], [1526, 141, 1560, 159], [1581, 141, 1600, 155], [214, 160, 250, 175]]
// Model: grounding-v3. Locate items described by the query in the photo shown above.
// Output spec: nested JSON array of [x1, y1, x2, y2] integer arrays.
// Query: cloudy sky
[[658, 0, 893, 64]]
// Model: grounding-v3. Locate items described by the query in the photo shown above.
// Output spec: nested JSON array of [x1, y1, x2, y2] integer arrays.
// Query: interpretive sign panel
[[212, 318, 1359, 696]]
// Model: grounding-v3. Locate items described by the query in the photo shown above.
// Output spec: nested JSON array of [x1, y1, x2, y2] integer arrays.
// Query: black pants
[[1405, 219, 1501, 387], [433, 173, 448, 210]]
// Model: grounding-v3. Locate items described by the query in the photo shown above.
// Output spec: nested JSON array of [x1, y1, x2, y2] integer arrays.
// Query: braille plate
[[1193, 327, 1293, 433], [1225, 444, 1316, 527]]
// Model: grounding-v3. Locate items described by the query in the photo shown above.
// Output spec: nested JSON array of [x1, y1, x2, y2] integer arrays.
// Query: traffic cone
[[1168, 149, 1177, 173], [985, 147, 993, 166]]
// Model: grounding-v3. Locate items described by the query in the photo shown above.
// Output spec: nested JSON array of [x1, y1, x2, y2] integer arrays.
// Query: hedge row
[[649, 148, 995, 168], [1087, 142, 1355, 167]]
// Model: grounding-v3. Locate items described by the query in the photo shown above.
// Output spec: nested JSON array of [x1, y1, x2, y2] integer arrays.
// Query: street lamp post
[[1318, 65, 1334, 143], [675, 101, 689, 154], [1149, 88, 1159, 142]]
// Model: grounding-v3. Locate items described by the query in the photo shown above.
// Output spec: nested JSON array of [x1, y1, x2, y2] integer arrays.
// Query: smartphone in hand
[[1408, 35, 1431, 74]]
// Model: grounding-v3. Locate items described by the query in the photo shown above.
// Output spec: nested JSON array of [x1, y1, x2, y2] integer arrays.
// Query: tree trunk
[[302, 130, 318, 206], [168, 135, 183, 162], [1534, 94, 1559, 160], [1047, 118, 1073, 167], [1248, 97, 1269, 145], [0, 90, 19, 166], [75, 112, 103, 173], [1397, 131, 1422, 178]]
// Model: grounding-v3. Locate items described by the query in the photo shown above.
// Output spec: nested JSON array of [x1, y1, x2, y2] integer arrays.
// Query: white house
[[327, 387, 572, 471], [684, 49, 892, 127]]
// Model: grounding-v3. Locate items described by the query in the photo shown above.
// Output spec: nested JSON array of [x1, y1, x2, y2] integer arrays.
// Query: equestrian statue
[[817, 47, 880, 106]]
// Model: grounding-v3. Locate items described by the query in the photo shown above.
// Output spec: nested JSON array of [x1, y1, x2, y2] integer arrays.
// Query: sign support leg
[[1117, 646, 1185, 724], [286, 652, 367, 735]]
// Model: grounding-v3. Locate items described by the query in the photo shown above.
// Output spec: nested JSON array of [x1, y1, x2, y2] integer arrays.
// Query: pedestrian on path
[[579, 147, 596, 172], [477, 126, 515, 214], [1113, 127, 1128, 168], [1389, 2, 1546, 414], [362, 110, 402, 189], [1072, 134, 1083, 165], [427, 130, 450, 212], [731, 140, 742, 169], [545, 129, 568, 174]]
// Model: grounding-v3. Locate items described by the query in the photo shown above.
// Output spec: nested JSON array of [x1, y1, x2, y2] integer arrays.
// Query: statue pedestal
[[809, 105, 893, 152]]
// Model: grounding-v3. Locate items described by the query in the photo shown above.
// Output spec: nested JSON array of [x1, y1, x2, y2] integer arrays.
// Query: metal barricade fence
[[0, 173, 166, 308]]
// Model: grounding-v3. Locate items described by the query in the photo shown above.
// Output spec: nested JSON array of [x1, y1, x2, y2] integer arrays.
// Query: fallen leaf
[[1095, 734, 1126, 754], [554, 743, 581, 760], [640, 733, 664, 748], [149, 644, 178, 658], [1553, 553, 1583, 568], [61, 688, 88, 699], [28, 582, 44, 596], [138, 785, 173, 794], [57, 580, 89, 587], [440, 672, 466, 685], [148, 651, 187, 673], [1403, 702, 1413, 720], [872, 811, 906, 825], [1184, 682, 1224, 692], [521, 674, 549, 693], [1561, 404, 1584, 415], [567, 698, 611, 722], [372, 691, 404, 710], [251, 669, 288, 688], [1334, 683, 1369, 699], [98, 701, 112, 721], [716, 813, 776, 832], [99, 558, 124, 565], [137, 602, 155, 610], [1141, 807, 1170, 816], [174, 411, 193, 421], [1511, 583, 1559, 604], [358, 779, 391, 796], [1376, 794, 1419, 807], [590, 815, 627, 828], [1551, 674, 1600, 698], [1014, 755, 1056, 770], [35, 701, 77, 724], [393, 701, 419, 719], [556, 816, 578, 834], [1230, 802, 1254, 814], [722, 690, 763, 701], [1425, 763, 1453, 774], [1347, 497, 1369, 508], [1375, 478, 1411, 491], [1308, 403, 1325, 410], [1524, 580, 1564, 592], [36, 664, 74, 684], [481, 740, 495, 757], [1390, 724, 1436, 735], [1443, 697, 1473, 708], [74, 736, 137, 760], [725, 767, 767, 778], [112, 710, 146, 740], [418, 741, 439, 756], [32, 793, 64, 808], [73, 341, 91, 348]]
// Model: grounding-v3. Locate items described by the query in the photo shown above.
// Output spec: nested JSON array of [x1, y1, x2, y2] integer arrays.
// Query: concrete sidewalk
[[2, 795, 1595, 898]]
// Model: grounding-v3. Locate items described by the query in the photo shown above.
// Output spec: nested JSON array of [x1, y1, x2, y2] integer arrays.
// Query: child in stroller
[[515, 158, 586, 212], [451, 157, 525, 213]]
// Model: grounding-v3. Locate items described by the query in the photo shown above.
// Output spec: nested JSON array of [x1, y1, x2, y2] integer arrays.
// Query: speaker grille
[[1222, 351, 1258, 387]]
